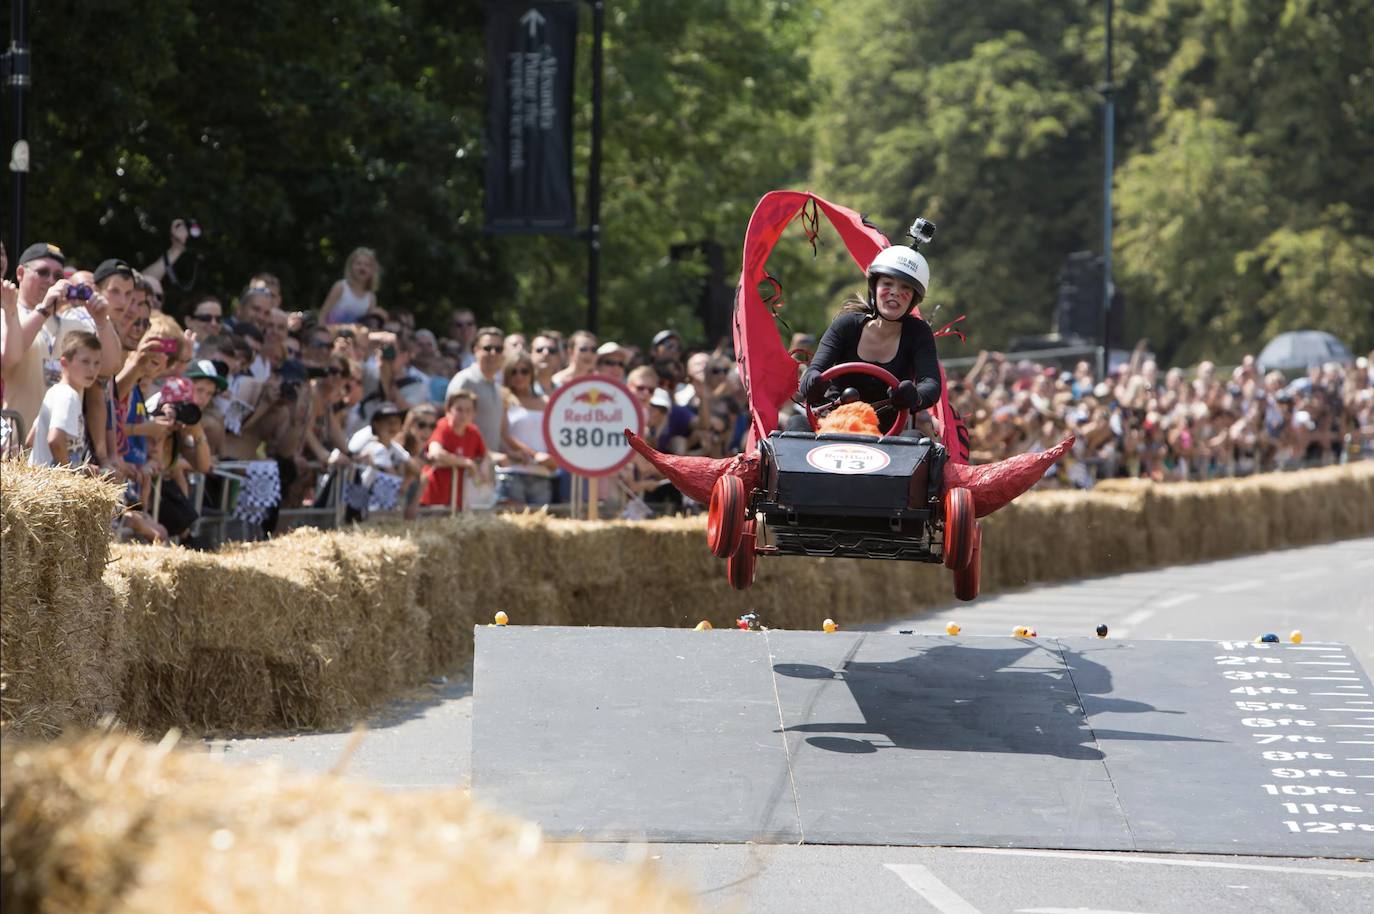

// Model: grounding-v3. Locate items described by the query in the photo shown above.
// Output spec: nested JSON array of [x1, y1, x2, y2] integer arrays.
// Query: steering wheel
[[804, 361, 909, 436]]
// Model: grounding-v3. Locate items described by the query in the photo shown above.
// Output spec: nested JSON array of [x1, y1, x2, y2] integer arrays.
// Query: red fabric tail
[[943, 436, 1075, 517], [733, 191, 890, 450], [625, 430, 761, 504]]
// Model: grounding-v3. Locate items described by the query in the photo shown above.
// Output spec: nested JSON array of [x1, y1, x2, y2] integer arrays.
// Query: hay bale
[[110, 529, 429, 734], [0, 731, 704, 914], [1, 462, 125, 736]]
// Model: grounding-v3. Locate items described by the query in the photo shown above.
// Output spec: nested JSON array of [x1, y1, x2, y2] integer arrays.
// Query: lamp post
[[4, 0, 31, 267], [1099, 0, 1115, 381], [584, 0, 605, 335]]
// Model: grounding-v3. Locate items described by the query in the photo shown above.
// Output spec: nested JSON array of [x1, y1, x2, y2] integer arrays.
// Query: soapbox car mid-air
[[624, 191, 1072, 601], [704, 360, 982, 599]]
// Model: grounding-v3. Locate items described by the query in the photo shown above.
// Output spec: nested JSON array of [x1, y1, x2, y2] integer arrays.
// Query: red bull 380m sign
[[542, 376, 643, 477]]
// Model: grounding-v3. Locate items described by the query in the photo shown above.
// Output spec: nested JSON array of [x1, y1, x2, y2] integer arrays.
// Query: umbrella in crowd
[[1257, 330, 1354, 373]]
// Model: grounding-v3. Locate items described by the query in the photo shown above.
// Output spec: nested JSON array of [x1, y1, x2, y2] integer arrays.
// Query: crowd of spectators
[[945, 343, 1373, 486], [3, 227, 1370, 545]]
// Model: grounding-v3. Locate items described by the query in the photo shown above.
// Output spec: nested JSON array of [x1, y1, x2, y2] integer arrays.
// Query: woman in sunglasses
[[495, 352, 557, 508]]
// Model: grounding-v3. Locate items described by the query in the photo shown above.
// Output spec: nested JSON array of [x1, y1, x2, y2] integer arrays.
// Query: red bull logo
[[573, 388, 613, 405]]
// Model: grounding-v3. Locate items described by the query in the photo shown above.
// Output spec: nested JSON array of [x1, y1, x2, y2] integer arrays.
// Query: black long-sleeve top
[[800, 310, 942, 410]]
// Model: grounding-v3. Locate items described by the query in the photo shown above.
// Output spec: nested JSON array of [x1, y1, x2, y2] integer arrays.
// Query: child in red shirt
[[420, 390, 488, 509]]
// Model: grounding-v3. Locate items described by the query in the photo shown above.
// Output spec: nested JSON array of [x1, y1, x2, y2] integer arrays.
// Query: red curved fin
[[943, 436, 1075, 517]]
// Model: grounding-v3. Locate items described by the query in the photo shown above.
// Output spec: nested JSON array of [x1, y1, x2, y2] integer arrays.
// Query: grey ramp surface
[[472, 625, 800, 842], [473, 627, 1374, 856]]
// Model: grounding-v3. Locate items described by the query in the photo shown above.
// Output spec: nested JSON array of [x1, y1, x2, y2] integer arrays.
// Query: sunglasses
[[534, 346, 558, 354], [508, 367, 532, 375], [414, 421, 436, 431], [480, 344, 502, 353], [326, 366, 345, 376], [192, 313, 222, 323], [708, 367, 729, 376], [29, 267, 61, 279], [133, 318, 151, 330], [577, 346, 596, 353], [598, 359, 625, 368]]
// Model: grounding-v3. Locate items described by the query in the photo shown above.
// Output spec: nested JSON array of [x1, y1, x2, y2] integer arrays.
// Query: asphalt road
[[214, 536, 1374, 913]]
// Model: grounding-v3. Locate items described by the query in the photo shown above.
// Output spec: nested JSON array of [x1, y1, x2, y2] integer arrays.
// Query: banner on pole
[[484, 1, 578, 234]]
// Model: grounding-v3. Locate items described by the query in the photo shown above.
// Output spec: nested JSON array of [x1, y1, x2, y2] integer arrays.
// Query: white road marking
[[1303, 677, 1361, 681], [1319, 708, 1374, 712], [1018, 909, 1162, 914], [1155, 593, 1197, 609], [1211, 580, 1263, 593], [886, 864, 982, 913], [954, 848, 1374, 878], [1340, 741, 1374, 744], [1296, 661, 1353, 665], [1310, 693, 1370, 697], [1123, 609, 1156, 626]]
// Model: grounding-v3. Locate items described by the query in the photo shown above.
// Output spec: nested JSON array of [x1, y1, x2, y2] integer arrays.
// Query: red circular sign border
[[542, 375, 645, 478]]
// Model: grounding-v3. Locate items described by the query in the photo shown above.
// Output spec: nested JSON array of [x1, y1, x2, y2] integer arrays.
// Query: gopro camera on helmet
[[907, 217, 936, 249]]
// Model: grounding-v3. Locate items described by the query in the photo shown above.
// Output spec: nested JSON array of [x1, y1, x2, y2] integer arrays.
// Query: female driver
[[796, 244, 942, 429]]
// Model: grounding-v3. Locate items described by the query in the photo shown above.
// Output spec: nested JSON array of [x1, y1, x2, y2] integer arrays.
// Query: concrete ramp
[[472, 627, 1374, 857]]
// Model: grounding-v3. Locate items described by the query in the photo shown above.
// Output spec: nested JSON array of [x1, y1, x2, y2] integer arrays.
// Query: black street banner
[[484, 1, 578, 234]]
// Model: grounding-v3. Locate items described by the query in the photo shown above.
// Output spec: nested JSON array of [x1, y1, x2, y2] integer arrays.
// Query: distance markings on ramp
[[1212, 639, 1374, 838]]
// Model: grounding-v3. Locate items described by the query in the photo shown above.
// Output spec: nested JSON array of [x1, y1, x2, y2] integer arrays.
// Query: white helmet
[[867, 245, 929, 304]]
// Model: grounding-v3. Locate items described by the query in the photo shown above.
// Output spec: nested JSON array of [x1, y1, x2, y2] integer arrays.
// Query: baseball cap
[[649, 388, 673, 410], [371, 401, 406, 423], [19, 242, 66, 266], [651, 329, 681, 348], [185, 359, 229, 391], [93, 258, 134, 284], [596, 341, 625, 358]]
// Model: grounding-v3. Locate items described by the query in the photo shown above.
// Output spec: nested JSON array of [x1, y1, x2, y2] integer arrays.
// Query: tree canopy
[[12, 0, 1371, 362]]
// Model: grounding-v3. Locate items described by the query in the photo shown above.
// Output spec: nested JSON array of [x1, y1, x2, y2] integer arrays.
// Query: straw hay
[[107, 529, 429, 734], [1, 461, 125, 736], [0, 730, 703, 914], [4, 461, 1372, 737]]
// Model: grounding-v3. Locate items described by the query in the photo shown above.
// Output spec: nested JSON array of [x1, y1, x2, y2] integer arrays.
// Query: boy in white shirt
[[29, 330, 102, 468]]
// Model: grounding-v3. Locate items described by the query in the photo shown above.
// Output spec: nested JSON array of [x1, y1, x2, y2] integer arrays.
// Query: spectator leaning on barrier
[[27, 330, 101, 469], [447, 326, 538, 467], [421, 389, 487, 510], [495, 352, 557, 508]]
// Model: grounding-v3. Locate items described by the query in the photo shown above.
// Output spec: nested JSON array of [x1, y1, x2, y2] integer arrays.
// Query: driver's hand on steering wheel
[[799, 368, 829, 406], [889, 379, 923, 411]]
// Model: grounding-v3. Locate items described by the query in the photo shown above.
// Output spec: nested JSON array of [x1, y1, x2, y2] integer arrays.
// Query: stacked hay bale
[[0, 731, 703, 914], [108, 528, 429, 734], [0, 462, 124, 736]]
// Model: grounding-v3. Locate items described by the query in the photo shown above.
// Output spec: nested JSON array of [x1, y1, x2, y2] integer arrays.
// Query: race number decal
[[806, 443, 890, 475]]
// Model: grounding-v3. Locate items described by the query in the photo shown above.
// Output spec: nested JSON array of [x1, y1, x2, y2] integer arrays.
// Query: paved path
[[213, 537, 1374, 913]]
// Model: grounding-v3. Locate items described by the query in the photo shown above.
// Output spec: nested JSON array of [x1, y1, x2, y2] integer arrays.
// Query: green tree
[[23, 0, 505, 327]]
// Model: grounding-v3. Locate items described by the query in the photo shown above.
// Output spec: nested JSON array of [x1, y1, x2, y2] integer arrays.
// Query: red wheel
[[943, 486, 975, 571], [805, 361, 910, 436], [727, 519, 758, 590], [707, 475, 746, 558], [954, 521, 981, 601]]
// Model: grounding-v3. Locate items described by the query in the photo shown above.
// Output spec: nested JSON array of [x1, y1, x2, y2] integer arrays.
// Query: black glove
[[799, 369, 829, 406], [889, 379, 923, 411]]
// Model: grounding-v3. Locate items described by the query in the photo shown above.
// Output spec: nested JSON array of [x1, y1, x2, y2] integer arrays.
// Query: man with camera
[[2, 245, 122, 434]]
